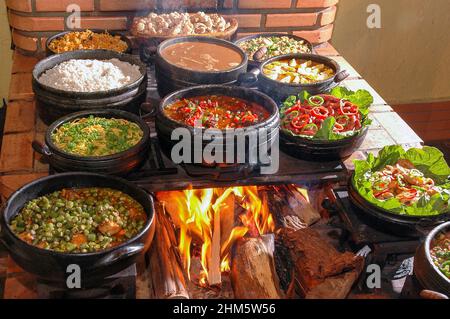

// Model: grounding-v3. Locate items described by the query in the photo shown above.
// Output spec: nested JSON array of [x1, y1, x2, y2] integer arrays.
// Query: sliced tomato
[[291, 114, 310, 130], [301, 123, 318, 136], [311, 106, 329, 120]]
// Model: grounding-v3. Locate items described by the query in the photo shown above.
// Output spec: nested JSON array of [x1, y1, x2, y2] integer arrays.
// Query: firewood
[[212, 191, 235, 250], [148, 203, 189, 299], [208, 208, 222, 286], [268, 186, 320, 231], [230, 234, 283, 299], [305, 270, 359, 299], [277, 227, 363, 298]]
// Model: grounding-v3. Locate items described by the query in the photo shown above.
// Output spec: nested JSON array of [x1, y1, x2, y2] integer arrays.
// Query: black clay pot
[[348, 178, 450, 237], [32, 109, 151, 176], [414, 222, 450, 297], [32, 50, 148, 125], [239, 53, 349, 103], [154, 36, 248, 98], [234, 33, 314, 70], [0, 172, 155, 288], [280, 126, 368, 161], [155, 85, 279, 168], [45, 29, 132, 56]]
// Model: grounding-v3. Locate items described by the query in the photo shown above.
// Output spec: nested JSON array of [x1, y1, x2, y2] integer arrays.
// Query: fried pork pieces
[[132, 11, 231, 36]]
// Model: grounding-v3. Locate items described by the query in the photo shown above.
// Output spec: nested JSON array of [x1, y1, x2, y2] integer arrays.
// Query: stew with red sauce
[[163, 95, 270, 129]]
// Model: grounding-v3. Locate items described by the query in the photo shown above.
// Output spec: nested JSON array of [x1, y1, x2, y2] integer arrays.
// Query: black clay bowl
[[280, 126, 368, 161], [45, 29, 132, 56], [32, 109, 151, 176], [32, 50, 148, 125], [234, 33, 314, 70], [0, 172, 155, 287], [348, 176, 450, 237], [241, 53, 349, 103], [154, 36, 248, 97], [156, 85, 279, 167], [414, 222, 450, 296]]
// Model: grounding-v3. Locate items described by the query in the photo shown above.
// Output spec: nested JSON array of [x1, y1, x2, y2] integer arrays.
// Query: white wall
[[332, 0, 450, 105]]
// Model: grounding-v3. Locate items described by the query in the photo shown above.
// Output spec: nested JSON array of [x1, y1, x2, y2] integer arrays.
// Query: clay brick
[[223, 14, 261, 28], [0, 173, 48, 200], [238, 0, 292, 9], [35, 115, 48, 133], [320, 6, 337, 25], [314, 42, 339, 56], [4, 101, 36, 134], [5, 0, 32, 12], [237, 31, 286, 39], [33, 131, 50, 173], [293, 24, 333, 44], [99, 0, 157, 11], [3, 274, 38, 299], [11, 31, 38, 52], [223, 0, 234, 8], [0, 132, 34, 173], [297, 0, 338, 8], [266, 13, 318, 27], [11, 51, 39, 74], [35, 0, 95, 11], [160, 0, 218, 10], [6, 256, 24, 275], [8, 13, 65, 31], [9, 73, 34, 101], [79, 16, 128, 30]]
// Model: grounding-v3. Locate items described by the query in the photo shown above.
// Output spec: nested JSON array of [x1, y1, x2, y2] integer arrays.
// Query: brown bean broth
[[161, 42, 243, 71]]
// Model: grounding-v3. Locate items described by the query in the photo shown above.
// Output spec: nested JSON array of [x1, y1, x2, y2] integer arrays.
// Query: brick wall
[[393, 101, 450, 142], [5, 0, 338, 55]]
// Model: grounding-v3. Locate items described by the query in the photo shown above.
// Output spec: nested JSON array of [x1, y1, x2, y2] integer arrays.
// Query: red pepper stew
[[281, 94, 362, 137], [163, 95, 270, 129]]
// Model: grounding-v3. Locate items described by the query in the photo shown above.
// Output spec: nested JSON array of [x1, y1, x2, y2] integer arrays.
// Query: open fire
[[156, 186, 275, 287]]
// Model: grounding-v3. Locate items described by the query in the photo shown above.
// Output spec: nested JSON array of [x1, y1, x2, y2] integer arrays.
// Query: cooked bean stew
[[10, 188, 147, 253], [163, 95, 270, 129]]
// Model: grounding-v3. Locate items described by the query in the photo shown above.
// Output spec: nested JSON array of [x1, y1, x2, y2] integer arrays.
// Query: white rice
[[38, 58, 142, 92]]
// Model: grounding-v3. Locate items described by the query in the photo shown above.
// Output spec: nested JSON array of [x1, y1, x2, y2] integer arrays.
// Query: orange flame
[[157, 186, 275, 287]]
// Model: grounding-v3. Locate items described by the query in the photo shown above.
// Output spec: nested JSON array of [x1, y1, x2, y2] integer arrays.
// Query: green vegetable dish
[[238, 36, 311, 61], [51, 116, 143, 157], [280, 87, 373, 140], [9, 188, 147, 253], [353, 145, 450, 216]]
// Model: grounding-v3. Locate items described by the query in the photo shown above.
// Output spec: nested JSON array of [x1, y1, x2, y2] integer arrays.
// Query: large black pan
[[0, 172, 155, 288], [32, 109, 151, 176], [239, 53, 349, 103], [32, 50, 148, 125], [155, 85, 279, 168]]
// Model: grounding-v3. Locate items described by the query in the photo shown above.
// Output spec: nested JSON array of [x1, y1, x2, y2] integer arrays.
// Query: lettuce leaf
[[279, 87, 373, 141], [352, 145, 450, 216], [330, 87, 373, 116]]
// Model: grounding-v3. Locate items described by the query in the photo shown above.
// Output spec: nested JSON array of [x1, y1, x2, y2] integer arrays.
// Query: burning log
[[148, 203, 189, 299], [208, 208, 222, 286], [277, 227, 363, 299], [268, 185, 320, 231], [230, 234, 283, 299]]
